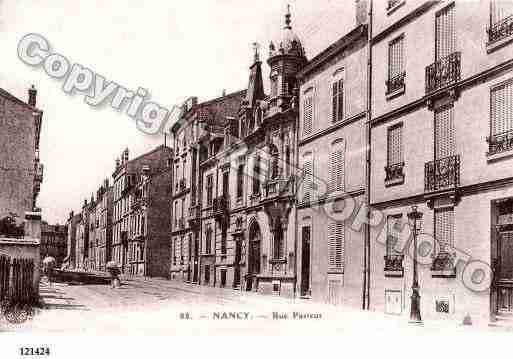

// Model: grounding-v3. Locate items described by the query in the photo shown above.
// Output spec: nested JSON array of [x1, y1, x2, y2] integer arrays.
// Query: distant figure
[[42, 256, 56, 285]]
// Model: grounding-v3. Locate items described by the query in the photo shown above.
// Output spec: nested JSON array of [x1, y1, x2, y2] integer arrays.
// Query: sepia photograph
[[0, 0, 513, 356]]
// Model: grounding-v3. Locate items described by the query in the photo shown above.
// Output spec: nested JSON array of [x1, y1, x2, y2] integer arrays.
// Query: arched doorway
[[247, 221, 261, 291]]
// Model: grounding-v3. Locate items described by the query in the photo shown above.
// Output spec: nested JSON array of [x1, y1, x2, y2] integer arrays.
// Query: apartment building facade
[[111, 145, 173, 274], [169, 92, 246, 284], [0, 85, 43, 221], [65, 211, 81, 268], [126, 165, 172, 277], [40, 222, 67, 267], [296, 20, 368, 306], [369, 0, 513, 324], [96, 180, 113, 271]]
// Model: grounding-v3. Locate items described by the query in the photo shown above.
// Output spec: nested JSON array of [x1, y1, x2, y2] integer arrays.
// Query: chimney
[[28, 85, 37, 107], [355, 0, 368, 26], [222, 89, 227, 97]]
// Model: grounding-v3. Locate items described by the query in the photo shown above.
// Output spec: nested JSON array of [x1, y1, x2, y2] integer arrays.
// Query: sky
[[0, 0, 356, 224]]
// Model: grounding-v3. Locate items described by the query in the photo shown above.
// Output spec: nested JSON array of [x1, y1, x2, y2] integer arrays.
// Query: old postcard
[[0, 0, 513, 357]]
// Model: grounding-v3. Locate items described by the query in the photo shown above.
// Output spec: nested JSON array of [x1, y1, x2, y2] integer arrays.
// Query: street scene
[[1, 0, 513, 338]]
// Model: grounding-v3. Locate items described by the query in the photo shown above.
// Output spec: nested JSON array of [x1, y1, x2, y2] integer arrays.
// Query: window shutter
[[436, 4, 456, 60], [435, 106, 455, 160], [435, 208, 454, 253], [338, 80, 344, 121], [303, 156, 313, 203], [387, 125, 403, 166], [329, 221, 345, 271], [388, 37, 404, 79], [329, 148, 345, 192], [303, 96, 313, 136], [332, 83, 338, 123], [491, 81, 513, 136]]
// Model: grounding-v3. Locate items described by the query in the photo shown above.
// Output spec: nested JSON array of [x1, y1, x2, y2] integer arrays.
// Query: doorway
[[494, 199, 513, 313], [300, 226, 311, 297], [247, 221, 261, 292]]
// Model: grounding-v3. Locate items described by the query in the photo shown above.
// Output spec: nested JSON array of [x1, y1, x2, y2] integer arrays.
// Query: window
[[329, 142, 345, 193], [328, 220, 344, 272], [237, 165, 244, 199], [206, 175, 213, 206], [386, 215, 403, 257], [220, 269, 227, 287], [222, 171, 229, 198], [490, 80, 513, 154], [435, 3, 456, 61], [221, 226, 227, 255], [271, 72, 278, 97], [332, 79, 344, 122], [205, 226, 212, 255], [270, 145, 279, 179], [302, 153, 313, 203], [180, 236, 184, 264], [435, 105, 455, 160], [387, 35, 405, 94], [303, 94, 313, 137], [253, 156, 260, 195], [174, 202, 178, 227], [387, 124, 403, 166], [435, 207, 454, 254], [273, 218, 284, 260], [489, 1, 513, 43]]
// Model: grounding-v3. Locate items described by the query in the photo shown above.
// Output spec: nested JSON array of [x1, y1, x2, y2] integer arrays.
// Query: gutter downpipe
[[364, 0, 373, 311]]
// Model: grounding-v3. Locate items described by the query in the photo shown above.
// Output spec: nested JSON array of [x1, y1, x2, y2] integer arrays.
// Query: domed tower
[[268, 5, 307, 111]]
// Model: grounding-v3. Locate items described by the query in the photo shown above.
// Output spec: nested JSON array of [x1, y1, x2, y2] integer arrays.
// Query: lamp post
[[407, 205, 423, 324]]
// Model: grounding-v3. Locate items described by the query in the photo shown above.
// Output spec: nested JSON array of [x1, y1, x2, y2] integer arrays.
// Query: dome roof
[[269, 6, 306, 59]]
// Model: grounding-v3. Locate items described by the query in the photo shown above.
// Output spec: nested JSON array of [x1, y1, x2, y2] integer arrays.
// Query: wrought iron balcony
[[263, 177, 294, 199], [187, 205, 201, 227], [386, 72, 406, 95], [213, 196, 230, 219], [488, 14, 513, 44], [487, 130, 513, 156], [425, 52, 461, 94], [424, 155, 460, 193], [384, 162, 404, 183], [384, 254, 404, 272]]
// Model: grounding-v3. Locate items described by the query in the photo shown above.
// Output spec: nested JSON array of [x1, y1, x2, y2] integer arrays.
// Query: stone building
[[111, 145, 173, 273], [75, 199, 90, 270], [88, 194, 98, 271], [40, 222, 67, 267], [296, 17, 368, 305], [95, 180, 113, 271], [65, 211, 81, 268], [368, 0, 513, 324], [169, 92, 246, 283], [0, 85, 43, 222], [126, 165, 172, 277]]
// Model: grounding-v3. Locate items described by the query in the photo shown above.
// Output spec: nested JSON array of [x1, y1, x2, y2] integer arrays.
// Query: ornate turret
[[267, 5, 307, 110]]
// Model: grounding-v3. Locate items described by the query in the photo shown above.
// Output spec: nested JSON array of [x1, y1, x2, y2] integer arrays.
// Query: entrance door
[[300, 226, 311, 297], [247, 222, 261, 292], [497, 231, 513, 312], [193, 238, 199, 283]]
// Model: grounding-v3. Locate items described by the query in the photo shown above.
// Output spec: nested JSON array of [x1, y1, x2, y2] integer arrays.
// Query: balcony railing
[[386, 72, 406, 95], [384, 254, 404, 272], [425, 52, 461, 94], [424, 155, 460, 193], [213, 196, 230, 218], [384, 162, 404, 183], [187, 205, 201, 227], [487, 129, 513, 156], [488, 14, 513, 44], [264, 177, 294, 198]]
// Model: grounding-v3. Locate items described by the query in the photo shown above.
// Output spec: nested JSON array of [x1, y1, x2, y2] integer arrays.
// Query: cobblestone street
[[0, 277, 507, 334]]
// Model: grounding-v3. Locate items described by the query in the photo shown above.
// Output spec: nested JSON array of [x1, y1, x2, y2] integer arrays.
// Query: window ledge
[[327, 270, 344, 275], [384, 269, 404, 278], [431, 269, 456, 278], [385, 175, 405, 187], [487, 148, 513, 162], [486, 35, 513, 54], [387, 0, 405, 15], [386, 84, 405, 100]]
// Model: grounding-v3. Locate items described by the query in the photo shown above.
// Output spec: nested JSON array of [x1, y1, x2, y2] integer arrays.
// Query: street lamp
[[407, 205, 423, 324]]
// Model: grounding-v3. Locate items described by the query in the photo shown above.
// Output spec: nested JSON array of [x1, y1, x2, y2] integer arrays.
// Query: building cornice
[[299, 111, 366, 146]]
